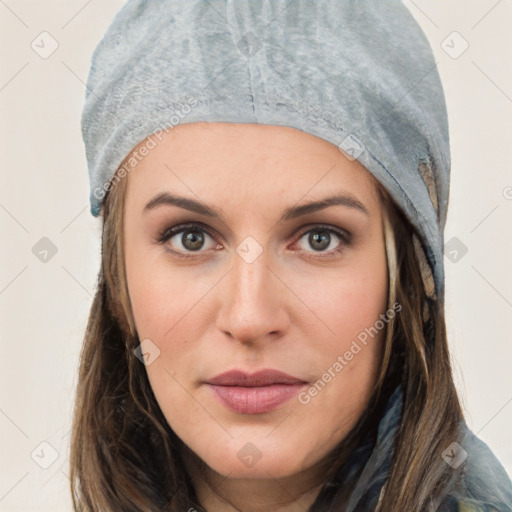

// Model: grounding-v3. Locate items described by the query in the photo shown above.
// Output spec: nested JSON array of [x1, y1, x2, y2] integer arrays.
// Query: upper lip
[[205, 369, 307, 387]]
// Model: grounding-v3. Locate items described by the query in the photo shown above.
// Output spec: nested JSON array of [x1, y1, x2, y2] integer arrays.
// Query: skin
[[123, 122, 389, 512]]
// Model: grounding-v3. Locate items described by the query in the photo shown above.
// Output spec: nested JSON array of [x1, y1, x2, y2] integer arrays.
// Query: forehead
[[123, 122, 380, 213]]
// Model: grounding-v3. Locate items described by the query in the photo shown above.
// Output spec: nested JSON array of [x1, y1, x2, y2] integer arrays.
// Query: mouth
[[204, 369, 308, 415]]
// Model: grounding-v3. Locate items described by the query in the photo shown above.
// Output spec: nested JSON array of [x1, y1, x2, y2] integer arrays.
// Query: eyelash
[[155, 222, 352, 260]]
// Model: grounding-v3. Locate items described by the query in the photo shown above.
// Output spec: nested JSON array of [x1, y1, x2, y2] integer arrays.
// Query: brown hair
[[70, 167, 469, 511]]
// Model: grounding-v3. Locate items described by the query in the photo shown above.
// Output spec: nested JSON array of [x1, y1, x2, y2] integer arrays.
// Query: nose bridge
[[232, 249, 271, 307], [217, 246, 285, 342]]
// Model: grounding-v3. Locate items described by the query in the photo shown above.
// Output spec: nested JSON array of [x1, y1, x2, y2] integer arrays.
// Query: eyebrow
[[143, 192, 369, 221]]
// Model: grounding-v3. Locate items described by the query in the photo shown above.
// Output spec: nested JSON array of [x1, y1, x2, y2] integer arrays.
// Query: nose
[[215, 249, 290, 347]]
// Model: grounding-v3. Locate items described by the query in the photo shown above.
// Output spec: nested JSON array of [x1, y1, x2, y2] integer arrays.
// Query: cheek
[[126, 260, 208, 417], [302, 247, 389, 405], [125, 242, 208, 344], [316, 250, 389, 346]]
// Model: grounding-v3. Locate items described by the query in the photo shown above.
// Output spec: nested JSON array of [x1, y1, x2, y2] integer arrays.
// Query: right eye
[[157, 222, 222, 258]]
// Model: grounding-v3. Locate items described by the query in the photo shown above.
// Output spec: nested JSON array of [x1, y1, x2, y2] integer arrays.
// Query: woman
[[71, 1, 512, 511]]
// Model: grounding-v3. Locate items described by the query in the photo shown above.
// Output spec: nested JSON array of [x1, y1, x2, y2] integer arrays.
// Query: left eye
[[295, 226, 350, 256]]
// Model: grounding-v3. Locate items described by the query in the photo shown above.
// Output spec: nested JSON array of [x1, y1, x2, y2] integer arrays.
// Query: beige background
[[0, 1, 511, 510]]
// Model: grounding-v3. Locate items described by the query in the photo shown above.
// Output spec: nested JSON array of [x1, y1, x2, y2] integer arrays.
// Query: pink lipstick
[[205, 369, 307, 414]]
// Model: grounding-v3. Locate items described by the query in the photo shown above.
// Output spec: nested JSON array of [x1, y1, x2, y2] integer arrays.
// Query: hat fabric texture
[[81, 0, 450, 296]]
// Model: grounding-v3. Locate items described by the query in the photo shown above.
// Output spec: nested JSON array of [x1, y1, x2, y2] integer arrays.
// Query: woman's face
[[123, 122, 388, 480]]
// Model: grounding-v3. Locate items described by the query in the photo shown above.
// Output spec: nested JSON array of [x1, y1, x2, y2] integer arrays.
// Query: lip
[[205, 369, 308, 414], [206, 369, 306, 387]]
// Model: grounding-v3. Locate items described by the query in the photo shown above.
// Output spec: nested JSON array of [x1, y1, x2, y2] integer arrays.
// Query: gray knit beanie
[[81, 0, 450, 298]]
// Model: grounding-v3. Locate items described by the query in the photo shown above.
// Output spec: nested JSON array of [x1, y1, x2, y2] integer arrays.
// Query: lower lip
[[207, 383, 306, 414]]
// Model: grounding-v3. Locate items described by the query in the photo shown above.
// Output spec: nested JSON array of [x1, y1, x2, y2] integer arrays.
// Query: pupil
[[183, 230, 204, 251], [310, 231, 330, 251]]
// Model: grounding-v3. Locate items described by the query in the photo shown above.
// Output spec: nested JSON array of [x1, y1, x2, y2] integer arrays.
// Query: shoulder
[[451, 425, 512, 512]]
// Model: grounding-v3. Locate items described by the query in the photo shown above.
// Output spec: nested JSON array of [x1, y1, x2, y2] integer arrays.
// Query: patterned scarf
[[311, 385, 512, 511]]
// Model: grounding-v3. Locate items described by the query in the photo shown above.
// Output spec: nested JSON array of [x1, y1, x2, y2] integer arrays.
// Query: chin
[[197, 437, 311, 480]]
